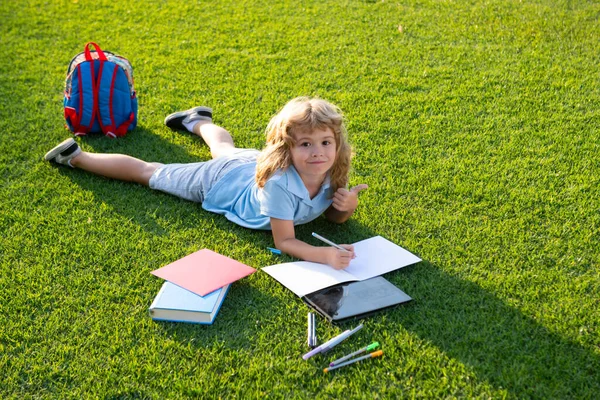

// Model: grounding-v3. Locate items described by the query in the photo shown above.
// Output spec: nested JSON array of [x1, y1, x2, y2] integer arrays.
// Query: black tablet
[[302, 276, 412, 323]]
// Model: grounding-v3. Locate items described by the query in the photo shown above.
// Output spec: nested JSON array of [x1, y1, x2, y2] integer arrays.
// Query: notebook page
[[343, 236, 421, 281], [263, 261, 357, 297]]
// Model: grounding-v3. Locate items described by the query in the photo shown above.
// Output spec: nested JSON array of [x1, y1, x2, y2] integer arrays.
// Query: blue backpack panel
[[64, 42, 138, 138]]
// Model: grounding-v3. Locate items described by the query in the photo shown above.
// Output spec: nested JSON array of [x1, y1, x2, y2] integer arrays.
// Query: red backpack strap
[[83, 43, 106, 135], [115, 112, 135, 137], [97, 62, 135, 137], [97, 62, 117, 137], [84, 42, 108, 61], [93, 60, 107, 135]]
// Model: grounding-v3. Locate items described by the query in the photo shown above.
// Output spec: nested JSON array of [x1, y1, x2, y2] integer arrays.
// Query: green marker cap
[[367, 342, 380, 351]]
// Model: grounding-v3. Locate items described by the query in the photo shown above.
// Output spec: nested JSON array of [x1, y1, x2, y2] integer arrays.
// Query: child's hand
[[325, 244, 355, 270], [332, 184, 368, 212]]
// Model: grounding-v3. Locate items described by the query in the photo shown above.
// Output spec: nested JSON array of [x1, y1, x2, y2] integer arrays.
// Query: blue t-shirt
[[202, 163, 332, 230]]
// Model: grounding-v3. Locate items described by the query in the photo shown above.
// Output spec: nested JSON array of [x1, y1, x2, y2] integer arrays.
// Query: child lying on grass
[[45, 97, 367, 269]]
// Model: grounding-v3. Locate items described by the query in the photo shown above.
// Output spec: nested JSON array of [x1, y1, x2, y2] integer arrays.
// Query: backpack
[[64, 42, 138, 138]]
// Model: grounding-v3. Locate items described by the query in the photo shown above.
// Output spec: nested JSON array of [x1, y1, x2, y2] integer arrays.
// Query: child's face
[[290, 127, 337, 183]]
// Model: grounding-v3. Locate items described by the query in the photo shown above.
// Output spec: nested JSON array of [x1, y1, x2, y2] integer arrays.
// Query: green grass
[[1, 0, 599, 398]]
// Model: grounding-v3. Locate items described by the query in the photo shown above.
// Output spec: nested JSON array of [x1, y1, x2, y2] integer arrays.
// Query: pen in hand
[[311, 232, 348, 252], [312, 232, 355, 259]]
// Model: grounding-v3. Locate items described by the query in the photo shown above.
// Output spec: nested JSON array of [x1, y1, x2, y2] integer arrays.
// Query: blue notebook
[[149, 282, 230, 325]]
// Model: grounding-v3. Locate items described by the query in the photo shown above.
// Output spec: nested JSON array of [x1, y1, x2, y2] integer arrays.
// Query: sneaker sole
[[44, 138, 76, 161], [164, 106, 213, 128]]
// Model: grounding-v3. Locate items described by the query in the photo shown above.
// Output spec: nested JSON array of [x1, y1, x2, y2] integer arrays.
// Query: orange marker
[[323, 350, 383, 373]]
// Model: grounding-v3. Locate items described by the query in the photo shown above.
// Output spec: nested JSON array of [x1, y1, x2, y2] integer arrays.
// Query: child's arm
[[324, 184, 368, 223], [270, 218, 354, 270]]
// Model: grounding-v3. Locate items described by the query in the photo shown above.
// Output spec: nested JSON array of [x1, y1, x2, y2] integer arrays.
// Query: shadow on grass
[[148, 282, 282, 344], [267, 221, 599, 397], [385, 260, 600, 398], [55, 126, 221, 235], [77, 126, 207, 164]]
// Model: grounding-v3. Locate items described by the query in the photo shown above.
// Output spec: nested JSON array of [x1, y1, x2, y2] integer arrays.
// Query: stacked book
[[149, 249, 255, 325]]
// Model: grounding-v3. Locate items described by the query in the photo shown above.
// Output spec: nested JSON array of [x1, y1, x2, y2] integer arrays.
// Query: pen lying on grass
[[302, 324, 363, 360], [329, 342, 380, 367], [323, 350, 384, 373]]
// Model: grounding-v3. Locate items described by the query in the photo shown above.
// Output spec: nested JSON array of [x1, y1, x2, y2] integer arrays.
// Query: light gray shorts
[[148, 149, 260, 203]]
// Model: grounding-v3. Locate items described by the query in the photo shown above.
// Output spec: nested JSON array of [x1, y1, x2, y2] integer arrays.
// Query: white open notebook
[[262, 236, 421, 297]]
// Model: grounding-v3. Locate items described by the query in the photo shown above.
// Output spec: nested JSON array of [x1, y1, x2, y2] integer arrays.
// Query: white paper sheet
[[263, 261, 357, 297], [262, 236, 421, 297], [343, 236, 422, 280]]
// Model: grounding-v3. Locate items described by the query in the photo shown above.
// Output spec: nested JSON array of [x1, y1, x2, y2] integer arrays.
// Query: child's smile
[[290, 127, 337, 189]]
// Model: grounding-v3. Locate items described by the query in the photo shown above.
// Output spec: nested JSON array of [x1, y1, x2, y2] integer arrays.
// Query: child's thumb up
[[350, 184, 368, 194]]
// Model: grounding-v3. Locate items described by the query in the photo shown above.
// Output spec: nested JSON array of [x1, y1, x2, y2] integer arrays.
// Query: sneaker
[[164, 106, 213, 131], [44, 138, 81, 167]]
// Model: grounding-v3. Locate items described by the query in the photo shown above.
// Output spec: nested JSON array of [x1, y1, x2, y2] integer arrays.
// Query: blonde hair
[[256, 97, 352, 192]]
